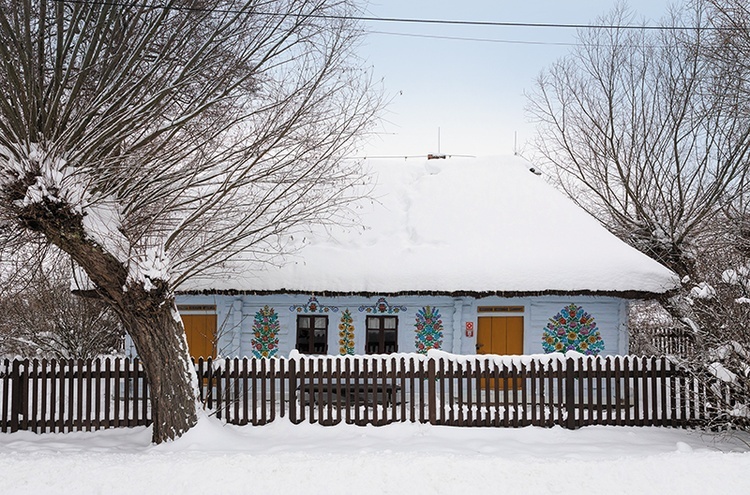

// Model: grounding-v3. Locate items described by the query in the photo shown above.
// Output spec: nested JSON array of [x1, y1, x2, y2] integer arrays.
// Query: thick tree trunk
[[14, 198, 198, 443], [118, 288, 198, 443]]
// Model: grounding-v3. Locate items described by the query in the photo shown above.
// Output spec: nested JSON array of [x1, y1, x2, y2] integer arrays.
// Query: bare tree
[[527, 1, 750, 431], [526, 4, 750, 279], [0, 250, 122, 359], [0, 0, 381, 442]]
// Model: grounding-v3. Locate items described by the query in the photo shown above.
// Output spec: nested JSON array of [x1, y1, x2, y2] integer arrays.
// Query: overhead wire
[[367, 30, 579, 47], [55, 0, 725, 32]]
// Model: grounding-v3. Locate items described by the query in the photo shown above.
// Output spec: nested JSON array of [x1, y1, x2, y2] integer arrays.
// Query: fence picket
[[49, 359, 57, 432], [30, 359, 39, 433], [273, 358, 279, 422]]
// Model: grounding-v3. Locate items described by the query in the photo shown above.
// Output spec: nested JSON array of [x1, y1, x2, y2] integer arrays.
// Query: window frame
[[365, 315, 399, 354], [295, 315, 329, 355]]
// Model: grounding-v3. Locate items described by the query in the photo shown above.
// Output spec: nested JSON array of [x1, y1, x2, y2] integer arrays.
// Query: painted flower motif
[[415, 306, 443, 354], [338, 309, 355, 355], [251, 306, 279, 358], [542, 304, 605, 355]]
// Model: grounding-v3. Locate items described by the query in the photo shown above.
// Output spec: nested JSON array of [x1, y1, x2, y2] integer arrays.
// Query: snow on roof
[[182, 156, 679, 296]]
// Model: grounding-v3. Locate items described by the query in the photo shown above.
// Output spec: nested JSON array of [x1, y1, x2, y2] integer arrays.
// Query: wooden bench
[[298, 382, 400, 407]]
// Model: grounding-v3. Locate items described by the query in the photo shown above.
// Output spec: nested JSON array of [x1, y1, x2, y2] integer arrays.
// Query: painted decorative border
[[542, 303, 605, 355], [358, 297, 406, 314], [289, 296, 339, 314]]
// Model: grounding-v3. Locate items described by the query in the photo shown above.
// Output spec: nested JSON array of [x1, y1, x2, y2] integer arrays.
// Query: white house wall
[[165, 293, 630, 359]]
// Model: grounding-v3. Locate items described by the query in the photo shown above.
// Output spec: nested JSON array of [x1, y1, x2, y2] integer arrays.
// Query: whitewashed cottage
[[167, 156, 678, 360]]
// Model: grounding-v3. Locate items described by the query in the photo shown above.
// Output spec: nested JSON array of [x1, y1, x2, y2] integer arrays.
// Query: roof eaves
[[175, 288, 675, 300]]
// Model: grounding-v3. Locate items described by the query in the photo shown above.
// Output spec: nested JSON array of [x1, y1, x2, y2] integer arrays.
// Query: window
[[296, 315, 328, 354], [366, 316, 398, 354]]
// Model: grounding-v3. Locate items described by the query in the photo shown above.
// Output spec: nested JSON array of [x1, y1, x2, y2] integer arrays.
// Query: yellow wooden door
[[477, 316, 524, 388], [181, 314, 217, 360], [477, 316, 523, 355]]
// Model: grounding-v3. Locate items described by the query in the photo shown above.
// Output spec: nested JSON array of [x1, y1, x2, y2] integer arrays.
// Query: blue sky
[[356, 0, 678, 158]]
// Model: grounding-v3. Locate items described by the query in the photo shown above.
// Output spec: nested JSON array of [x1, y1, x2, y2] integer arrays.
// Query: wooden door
[[181, 314, 217, 360], [477, 316, 523, 355], [477, 316, 524, 388]]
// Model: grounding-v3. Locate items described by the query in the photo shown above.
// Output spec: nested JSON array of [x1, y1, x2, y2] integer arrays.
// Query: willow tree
[[0, 0, 380, 443]]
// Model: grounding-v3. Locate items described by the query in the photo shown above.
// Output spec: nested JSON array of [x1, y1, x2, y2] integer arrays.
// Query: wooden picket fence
[[0, 357, 150, 433], [644, 327, 695, 356], [1, 354, 718, 433]]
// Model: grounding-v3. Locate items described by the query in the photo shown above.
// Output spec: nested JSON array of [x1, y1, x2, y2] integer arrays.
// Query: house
[[170, 156, 679, 360]]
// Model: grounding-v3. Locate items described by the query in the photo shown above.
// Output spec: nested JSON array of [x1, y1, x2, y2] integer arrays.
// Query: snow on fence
[[1, 354, 719, 433]]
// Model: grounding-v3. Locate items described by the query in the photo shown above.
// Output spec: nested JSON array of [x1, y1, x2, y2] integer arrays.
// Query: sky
[[356, 0, 678, 158]]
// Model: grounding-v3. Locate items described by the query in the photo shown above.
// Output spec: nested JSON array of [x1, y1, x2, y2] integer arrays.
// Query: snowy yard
[[1, 413, 749, 494]]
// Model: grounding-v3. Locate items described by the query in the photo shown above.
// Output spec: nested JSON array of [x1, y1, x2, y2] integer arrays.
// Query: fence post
[[428, 358, 437, 425], [10, 359, 24, 433], [289, 358, 297, 424], [565, 357, 576, 430]]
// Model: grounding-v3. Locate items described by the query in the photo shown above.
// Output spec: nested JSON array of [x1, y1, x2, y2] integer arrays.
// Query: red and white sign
[[465, 322, 474, 337]]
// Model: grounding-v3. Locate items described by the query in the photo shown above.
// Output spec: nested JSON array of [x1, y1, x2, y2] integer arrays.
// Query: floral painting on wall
[[338, 309, 355, 355], [542, 303, 605, 355], [414, 306, 444, 354], [252, 305, 280, 358]]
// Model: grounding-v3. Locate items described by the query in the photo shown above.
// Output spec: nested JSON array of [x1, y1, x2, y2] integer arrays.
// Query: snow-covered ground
[[1, 413, 749, 494]]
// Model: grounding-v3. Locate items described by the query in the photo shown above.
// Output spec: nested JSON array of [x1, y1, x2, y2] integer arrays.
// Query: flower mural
[[414, 306, 444, 354], [542, 303, 605, 355], [251, 305, 280, 358], [338, 309, 355, 355]]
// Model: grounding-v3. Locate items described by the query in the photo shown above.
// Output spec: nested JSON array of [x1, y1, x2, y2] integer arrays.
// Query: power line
[[368, 30, 675, 48], [368, 30, 578, 47], [56, 0, 723, 32]]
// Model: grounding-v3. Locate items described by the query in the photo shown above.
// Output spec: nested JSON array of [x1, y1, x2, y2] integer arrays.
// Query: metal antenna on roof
[[438, 126, 441, 154]]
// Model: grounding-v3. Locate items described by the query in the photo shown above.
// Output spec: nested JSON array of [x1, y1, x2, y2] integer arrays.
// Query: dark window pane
[[296, 328, 310, 353], [298, 315, 327, 354]]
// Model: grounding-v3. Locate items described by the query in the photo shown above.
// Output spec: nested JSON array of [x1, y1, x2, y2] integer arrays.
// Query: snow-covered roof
[[182, 156, 679, 296]]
